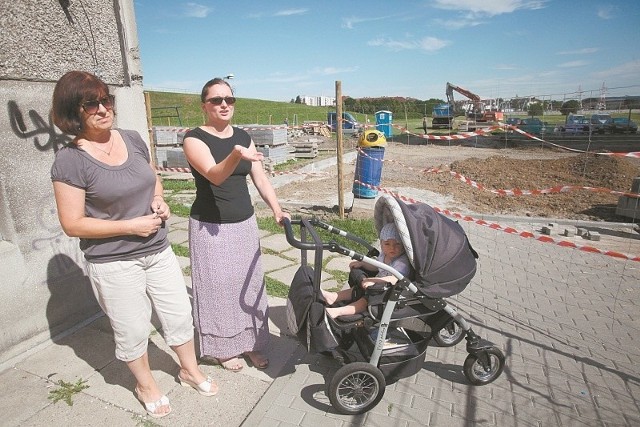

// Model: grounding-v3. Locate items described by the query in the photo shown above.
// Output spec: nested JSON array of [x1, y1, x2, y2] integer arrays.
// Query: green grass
[[162, 179, 195, 192], [256, 216, 284, 234], [265, 276, 289, 298], [167, 200, 191, 217], [171, 243, 189, 257], [48, 378, 89, 406], [148, 91, 340, 128]]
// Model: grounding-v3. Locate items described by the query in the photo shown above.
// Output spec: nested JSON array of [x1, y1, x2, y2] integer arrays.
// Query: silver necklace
[[90, 135, 114, 156]]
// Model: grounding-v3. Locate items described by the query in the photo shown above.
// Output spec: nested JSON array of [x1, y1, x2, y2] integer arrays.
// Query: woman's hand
[[274, 210, 290, 226], [129, 214, 163, 237], [151, 195, 171, 221], [234, 145, 264, 162]]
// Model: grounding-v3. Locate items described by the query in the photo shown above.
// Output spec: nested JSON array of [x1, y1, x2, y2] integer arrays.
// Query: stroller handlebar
[[282, 217, 332, 251], [282, 218, 409, 283]]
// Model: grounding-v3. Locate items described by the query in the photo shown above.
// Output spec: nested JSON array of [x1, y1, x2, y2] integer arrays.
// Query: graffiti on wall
[[31, 194, 86, 280], [4, 101, 82, 284], [8, 100, 71, 152]]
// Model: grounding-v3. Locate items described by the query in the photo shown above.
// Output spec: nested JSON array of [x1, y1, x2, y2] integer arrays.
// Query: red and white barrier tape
[[353, 180, 640, 263], [356, 147, 640, 199]]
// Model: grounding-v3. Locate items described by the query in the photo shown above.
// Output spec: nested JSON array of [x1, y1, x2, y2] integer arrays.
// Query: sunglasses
[[81, 95, 115, 114], [205, 96, 236, 106]]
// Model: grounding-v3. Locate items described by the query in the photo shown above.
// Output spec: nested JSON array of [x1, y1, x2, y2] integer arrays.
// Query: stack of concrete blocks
[[543, 223, 601, 241], [244, 125, 294, 167], [616, 177, 640, 220], [152, 126, 189, 168], [290, 140, 319, 158]]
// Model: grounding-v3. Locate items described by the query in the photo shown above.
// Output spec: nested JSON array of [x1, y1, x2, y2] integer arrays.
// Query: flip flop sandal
[[179, 375, 218, 396]]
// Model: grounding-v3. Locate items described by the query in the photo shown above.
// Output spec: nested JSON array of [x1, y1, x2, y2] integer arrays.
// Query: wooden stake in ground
[[336, 81, 344, 218]]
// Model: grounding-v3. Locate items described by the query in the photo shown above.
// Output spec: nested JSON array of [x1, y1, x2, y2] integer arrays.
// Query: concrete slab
[[15, 327, 116, 381], [167, 229, 189, 246], [0, 369, 52, 426], [324, 255, 352, 272], [260, 234, 293, 253], [261, 253, 296, 273]]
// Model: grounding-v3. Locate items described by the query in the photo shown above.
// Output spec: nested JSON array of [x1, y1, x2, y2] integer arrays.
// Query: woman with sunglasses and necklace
[[182, 78, 289, 372], [50, 71, 217, 419]]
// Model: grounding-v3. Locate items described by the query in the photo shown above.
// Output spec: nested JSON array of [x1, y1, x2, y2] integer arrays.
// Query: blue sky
[[133, 0, 640, 102]]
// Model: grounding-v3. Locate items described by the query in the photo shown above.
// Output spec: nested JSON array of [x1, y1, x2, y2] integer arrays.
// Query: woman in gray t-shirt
[[50, 71, 217, 418]]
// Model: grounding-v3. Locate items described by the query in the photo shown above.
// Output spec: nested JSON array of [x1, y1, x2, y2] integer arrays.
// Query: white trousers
[[87, 246, 193, 361]]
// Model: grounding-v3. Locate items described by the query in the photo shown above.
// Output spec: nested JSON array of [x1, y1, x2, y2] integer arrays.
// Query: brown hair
[[51, 71, 111, 135], [200, 78, 233, 103]]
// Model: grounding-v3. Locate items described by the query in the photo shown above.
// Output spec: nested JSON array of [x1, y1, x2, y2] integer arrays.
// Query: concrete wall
[[0, 0, 147, 369]]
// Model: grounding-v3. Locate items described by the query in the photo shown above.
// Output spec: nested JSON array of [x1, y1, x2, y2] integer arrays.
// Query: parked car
[[607, 117, 638, 134], [517, 117, 547, 135], [559, 118, 591, 133], [503, 117, 522, 133], [589, 113, 613, 134]]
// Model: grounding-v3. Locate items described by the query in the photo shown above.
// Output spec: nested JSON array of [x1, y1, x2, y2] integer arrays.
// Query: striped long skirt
[[189, 215, 269, 359]]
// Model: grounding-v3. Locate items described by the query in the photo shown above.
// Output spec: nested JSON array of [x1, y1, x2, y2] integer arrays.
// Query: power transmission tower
[[597, 82, 607, 110]]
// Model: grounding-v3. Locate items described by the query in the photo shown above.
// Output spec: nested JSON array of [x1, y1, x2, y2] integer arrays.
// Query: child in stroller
[[322, 222, 411, 319], [284, 194, 505, 415]]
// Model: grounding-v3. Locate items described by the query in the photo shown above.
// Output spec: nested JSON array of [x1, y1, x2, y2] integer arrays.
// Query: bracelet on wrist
[[153, 194, 164, 199]]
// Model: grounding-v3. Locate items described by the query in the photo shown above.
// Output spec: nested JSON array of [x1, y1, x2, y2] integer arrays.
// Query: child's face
[[381, 239, 404, 258]]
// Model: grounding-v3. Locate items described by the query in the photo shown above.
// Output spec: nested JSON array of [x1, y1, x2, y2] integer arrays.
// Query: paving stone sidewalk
[[1, 209, 638, 426]]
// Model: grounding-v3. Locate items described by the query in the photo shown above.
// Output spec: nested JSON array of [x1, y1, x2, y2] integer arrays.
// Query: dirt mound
[[440, 154, 638, 220]]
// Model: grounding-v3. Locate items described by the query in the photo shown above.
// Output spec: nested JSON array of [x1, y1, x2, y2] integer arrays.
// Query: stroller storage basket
[[355, 327, 429, 382]]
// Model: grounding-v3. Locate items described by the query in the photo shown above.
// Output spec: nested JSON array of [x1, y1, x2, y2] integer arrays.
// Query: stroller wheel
[[432, 319, 465, 347], [463, 347, 505, 385], [328, 362, 386, 415]]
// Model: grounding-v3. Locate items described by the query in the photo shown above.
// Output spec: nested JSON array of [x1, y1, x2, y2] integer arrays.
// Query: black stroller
[[284, 194, 505, 415]]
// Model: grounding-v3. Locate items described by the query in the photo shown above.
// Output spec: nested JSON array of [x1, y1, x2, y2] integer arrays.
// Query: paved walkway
[[2, 204, 640, 426]]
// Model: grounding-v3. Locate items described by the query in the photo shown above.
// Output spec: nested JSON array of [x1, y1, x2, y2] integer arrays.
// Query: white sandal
[[179, 375, 218, 396], [135, 389, 172, 418]]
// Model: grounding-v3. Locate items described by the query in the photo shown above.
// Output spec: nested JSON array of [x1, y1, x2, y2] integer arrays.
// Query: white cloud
[[368, 36, 449, 52], [433, 18, 485, 29], [311, 66, 359, 75], [183, 3, 211, 18], [432, 0, 547, 17], [417, 37, 450, 51], [597, 5, 615, 19], [558, 60, 588, 68], [557, 47, 599, 55], [342, 15, 390, 29], [274, 9, 308, 17], [592, 60, 640, 79]]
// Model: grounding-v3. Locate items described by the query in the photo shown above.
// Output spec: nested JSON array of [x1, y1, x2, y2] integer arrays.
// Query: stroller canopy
[[374, 195, 477, 298]]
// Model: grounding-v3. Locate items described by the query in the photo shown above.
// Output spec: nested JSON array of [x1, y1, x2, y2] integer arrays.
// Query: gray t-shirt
[[50, 129, 168, 263]]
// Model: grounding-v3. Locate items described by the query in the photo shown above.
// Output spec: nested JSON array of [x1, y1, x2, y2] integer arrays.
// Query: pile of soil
[[275, 134, 640, 223]]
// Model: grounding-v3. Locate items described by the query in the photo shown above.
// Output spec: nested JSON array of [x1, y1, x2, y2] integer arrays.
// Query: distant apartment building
[[300, 95, 336, 107]]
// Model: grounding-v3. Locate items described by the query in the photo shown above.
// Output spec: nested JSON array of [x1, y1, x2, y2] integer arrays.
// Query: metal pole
[[336, 81, 344, 218]]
